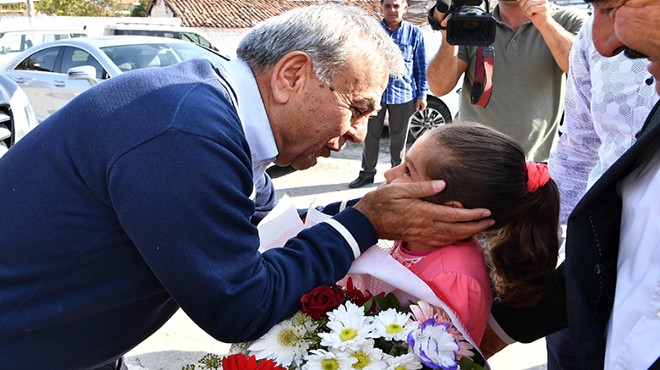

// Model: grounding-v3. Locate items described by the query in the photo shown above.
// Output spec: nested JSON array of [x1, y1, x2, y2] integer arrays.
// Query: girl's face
[[384, 134, 432, 184]]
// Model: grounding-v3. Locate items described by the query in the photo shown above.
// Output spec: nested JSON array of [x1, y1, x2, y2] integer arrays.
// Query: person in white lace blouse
[[545, 14, 657, 370], [548, 15, 657, 226]]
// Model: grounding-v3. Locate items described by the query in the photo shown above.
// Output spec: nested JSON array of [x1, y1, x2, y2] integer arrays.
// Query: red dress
[[389, 238, 493, 345]]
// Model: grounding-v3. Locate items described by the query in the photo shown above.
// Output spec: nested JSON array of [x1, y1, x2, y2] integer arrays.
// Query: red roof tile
[[148, 0, 429, 28]]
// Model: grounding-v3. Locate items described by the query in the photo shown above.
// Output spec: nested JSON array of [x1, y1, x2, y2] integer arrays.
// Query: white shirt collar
[[220, 58, 278, 182]]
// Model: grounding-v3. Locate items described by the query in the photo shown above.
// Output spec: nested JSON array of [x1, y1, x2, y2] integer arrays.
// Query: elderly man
[[0, 5, 493, 369], [486, 0, 660, 368]]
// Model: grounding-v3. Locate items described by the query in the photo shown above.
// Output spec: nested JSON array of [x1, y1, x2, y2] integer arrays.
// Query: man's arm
[[518, 0, 584, 73], [426, 10, 468, 96]]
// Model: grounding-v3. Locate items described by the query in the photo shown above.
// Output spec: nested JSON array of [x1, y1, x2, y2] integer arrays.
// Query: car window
[[60, 47, 108, 80], [181, 32, 211, 49], [101, 43, 227, 73], [0, 33, 27, 53], [15, 47, 60, 72]]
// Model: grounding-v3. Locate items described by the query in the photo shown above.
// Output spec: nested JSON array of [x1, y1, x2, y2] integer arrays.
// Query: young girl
[[385, 122, 560, 346]]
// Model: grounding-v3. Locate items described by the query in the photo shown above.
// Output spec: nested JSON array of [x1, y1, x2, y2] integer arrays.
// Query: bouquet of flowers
[[248, 278, 485, 370], [186, 278, 484, 370], [186, 277, 483, 370], [185, 199, 487, 370]]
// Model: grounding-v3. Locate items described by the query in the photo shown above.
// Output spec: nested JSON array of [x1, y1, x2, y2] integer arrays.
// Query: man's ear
[[443, 200, 464, 209], [270, 51, 313, 104]]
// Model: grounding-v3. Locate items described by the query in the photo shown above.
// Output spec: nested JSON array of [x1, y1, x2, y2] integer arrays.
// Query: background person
[[385, 123, 560, 346], [0, 5, 493, 369], [349, 0, 428, 189], [545, 15, 656, 369], [427, 0, 585, 162], [484, 0, 660, 368]]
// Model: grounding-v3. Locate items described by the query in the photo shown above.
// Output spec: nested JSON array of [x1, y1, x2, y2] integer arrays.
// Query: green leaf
[[458, 357, 485, 370], [373, 293, 401, 312]]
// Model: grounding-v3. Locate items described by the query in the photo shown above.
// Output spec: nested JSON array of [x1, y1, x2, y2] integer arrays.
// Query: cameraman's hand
[[518, 0, 551, 24], [353, 180, 494, 246], [432, 7, 449, 25]]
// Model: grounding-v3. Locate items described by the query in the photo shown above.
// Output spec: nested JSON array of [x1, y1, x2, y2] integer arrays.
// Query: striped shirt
[[380, 19, 428, 104]]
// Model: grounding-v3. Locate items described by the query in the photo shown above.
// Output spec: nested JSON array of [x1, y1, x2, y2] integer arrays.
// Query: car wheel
[[0, 106, 12, 157], [407, 96, 453, 143], [0, 75, 39, 158]]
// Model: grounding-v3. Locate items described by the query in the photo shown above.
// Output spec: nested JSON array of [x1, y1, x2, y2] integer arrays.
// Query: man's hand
[[353, 180, 494, 246], [517, 0, 551, 24], [415, 98, 427, 112]]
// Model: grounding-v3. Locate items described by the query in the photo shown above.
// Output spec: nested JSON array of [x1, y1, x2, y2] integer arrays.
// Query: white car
[[406, 27, 462, 142], [1, 36, 230, 122], [0, 29, 88, 67], [0, 73, 39, 158]]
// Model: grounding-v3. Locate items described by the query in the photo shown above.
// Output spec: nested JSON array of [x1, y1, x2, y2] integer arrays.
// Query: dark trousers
[[359, 101, 416, 178], [546, 329, 582, 370]]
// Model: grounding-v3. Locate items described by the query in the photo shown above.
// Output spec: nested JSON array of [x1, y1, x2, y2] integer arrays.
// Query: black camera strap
[[471, 45, 494, 108]]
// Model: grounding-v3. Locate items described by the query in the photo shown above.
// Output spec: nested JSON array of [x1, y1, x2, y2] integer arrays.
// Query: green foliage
[[130, 0, 150, 17], [182, 353, 223, 370], [0, 3, 26, 11], [458, 356, 486, 370], [35, 0, 122, 16], [363, 292, 401, 313]]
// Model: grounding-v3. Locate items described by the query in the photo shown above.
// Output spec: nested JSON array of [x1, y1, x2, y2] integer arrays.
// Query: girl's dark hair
[[423, 122, 560, 308]]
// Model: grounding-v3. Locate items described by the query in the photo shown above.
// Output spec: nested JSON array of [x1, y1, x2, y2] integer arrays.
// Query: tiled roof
[[148, 0, 429, 29]]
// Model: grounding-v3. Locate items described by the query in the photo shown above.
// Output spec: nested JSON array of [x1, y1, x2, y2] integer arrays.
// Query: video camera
[[432, 0, 496, 46]]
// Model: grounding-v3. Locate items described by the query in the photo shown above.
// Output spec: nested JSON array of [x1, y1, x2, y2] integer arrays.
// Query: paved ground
[[125, 138, 548, 370]]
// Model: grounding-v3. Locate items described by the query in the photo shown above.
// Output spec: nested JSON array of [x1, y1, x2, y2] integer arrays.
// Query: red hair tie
[[526, 161, 550, 193]]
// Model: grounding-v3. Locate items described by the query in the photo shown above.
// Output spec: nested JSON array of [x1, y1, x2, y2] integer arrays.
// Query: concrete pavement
[[125, 140, 548, 370]]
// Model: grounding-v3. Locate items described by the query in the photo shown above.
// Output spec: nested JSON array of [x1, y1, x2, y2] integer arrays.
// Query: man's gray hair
[[237, 4, 405, 84]]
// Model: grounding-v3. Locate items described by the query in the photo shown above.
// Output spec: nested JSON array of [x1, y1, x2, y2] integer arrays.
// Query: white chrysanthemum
[[319, 301, 374, 351], [248, 317, 309, 367], [302, 349, 357, 370], [345, 339, 387, 370], [408, 319, 460, 370], [387, 353, 423, 370], [372, 308, 417, 341]]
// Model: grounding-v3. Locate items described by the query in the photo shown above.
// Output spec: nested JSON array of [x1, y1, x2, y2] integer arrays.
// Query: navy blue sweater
[[0, 60, 377, 369]]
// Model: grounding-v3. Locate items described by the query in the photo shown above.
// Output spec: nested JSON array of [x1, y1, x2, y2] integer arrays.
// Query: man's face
[[276, 52, 389, 170], [382, 0, 408, 27], [591, 0, 660, 93]]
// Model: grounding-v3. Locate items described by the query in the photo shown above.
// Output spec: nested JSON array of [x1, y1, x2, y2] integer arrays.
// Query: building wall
[[198, 27, 248, 58], [0, 15, 180, 36]]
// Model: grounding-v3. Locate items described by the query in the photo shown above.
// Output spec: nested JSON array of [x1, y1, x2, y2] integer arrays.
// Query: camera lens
[[460, 20, 483, 32]]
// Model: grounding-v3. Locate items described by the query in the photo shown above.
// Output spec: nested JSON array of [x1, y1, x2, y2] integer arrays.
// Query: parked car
[[405, 28, 461, 143], [104, 23, 220, 52], [0, 73, 39, 158], [2, 36, 230, 122], [0, 29, 88, 67]]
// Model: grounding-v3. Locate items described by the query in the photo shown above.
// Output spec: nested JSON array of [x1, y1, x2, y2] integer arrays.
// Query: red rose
[[300, 285, 345, 320]]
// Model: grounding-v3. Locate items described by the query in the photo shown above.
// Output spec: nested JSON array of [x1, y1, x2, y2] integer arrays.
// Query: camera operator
[[427, 0, 586, 163]]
